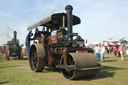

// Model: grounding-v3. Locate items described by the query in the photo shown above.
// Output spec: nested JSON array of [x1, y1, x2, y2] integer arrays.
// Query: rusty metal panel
[[34, 44, 46, 58]]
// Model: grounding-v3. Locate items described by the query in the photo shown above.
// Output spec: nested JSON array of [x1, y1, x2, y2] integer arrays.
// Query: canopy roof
[[27, 13, 81, 31]]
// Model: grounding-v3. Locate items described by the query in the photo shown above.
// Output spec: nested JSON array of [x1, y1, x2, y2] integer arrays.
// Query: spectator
[[113, 46, 117, 56], [117, 46, 121, 57], [109, 46, 113, 54], [25, 31, 33, 56], [105, 46, 109, 54], [126, 47, 128, 55], [45, 27, 51, 37], [94, 44, 100, 61], [34, 28, 42, 39], [120, 44, 126, 61], [100, 44, 106, 62]]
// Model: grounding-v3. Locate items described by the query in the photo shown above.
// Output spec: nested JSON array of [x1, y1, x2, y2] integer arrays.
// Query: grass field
[[0, 53, 128, 85]]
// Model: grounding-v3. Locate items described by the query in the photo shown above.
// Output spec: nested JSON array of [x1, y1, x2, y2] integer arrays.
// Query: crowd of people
[[94, 44, 128, 62], [25, 27, 51, 56], [94, 44, 105, 62]]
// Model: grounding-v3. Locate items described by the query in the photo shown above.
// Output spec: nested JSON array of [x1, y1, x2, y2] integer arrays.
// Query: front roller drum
[[61, 53, 100, 80], [29, 44, 46, 72]]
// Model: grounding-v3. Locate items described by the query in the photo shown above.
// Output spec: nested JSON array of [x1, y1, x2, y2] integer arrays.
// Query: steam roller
[[29, 43, 100, 80], [27, 5, 100, 80]]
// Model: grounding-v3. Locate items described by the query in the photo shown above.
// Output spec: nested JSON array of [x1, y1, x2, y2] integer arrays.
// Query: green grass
[[0, 53, 4, 57], [0, 55, 128, 85]]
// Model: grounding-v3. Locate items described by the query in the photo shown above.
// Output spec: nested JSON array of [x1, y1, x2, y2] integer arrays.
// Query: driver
[[33, 28, 42, 39]]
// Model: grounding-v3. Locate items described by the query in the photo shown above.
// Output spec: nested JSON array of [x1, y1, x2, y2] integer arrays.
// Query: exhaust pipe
[[65, 5, 73, 41], [13, 31, 17, 45]]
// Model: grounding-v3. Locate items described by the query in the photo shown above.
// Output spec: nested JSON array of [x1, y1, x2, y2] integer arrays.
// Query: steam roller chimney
[[65, 5, 73, 41], [13, 31, 17, 45]]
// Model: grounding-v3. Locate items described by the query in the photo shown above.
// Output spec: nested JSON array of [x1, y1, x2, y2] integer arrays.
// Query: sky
[[0, 0, 128, 45]]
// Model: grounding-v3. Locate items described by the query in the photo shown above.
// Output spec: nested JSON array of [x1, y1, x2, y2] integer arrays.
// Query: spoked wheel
[[29, 44, 46, 72], [31, 47, 38, 69]]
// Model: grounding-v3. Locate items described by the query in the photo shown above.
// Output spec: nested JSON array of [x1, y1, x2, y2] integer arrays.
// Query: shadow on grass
[[35, 65, 125, 81], [0, 66, 18, 69], [74, 65, 125, 81], [22, 57, 28, 60], [13, 58, 28, 60], [43, 67, 61, 73], [0, 81, 9, 84], [105, 60, 117, 62], [7, 57, 28, 61], [104, 56, 110, 59]]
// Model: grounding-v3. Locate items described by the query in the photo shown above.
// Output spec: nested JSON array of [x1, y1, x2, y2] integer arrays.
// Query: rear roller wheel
[[29, 44, 46, 72]]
